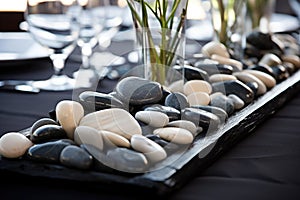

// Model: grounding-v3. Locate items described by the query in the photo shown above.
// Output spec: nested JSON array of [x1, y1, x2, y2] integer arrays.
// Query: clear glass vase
[[246, 0, 275, 34], [210, 0, 247, 60], [127, 0, 188, 87]]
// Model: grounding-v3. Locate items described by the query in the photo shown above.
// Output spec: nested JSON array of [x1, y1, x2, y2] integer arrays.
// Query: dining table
[[1, 11, 300, 200]]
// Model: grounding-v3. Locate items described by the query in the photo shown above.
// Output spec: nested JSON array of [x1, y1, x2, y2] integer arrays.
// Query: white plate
[[0, 32, 49, 64]]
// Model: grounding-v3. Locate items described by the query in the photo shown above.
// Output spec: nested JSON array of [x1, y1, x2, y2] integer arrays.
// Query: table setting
[[0, 0, 300, 199]]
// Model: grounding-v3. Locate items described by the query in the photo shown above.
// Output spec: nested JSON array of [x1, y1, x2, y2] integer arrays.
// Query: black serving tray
[[1, 70, 300, 196]]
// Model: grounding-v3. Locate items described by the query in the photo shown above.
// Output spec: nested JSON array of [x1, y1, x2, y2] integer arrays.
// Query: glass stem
[[50, 54, 67, 76], [81, 44, 92, 69]]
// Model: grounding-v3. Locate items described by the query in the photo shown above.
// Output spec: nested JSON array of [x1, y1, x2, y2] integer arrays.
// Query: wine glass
[[72, 0, 108, 88], [25, 0, 81, 91]]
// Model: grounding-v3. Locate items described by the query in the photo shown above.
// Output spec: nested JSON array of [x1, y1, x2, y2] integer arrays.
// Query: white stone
[[79, 108, 142, 139], [154, 127, 194, 144], [183, 80, 212, 96], [228, 94, 245, 110], [167, 79, 184, 93], [0, 132, 33, 158], [101, 130, 130, 148], [56, 100, 84, 140], [74, 126, 103, 150], [131, 134, 167, 163], [167, 120, 198, 136], [259, 53, 282, 67], [187, 92, 210, 106], [135, 111, 169, 128], [201, 41, 230, 58], [211, 54, 243, 71], [243, 69, 276, 88], [209, 74, 237, 83], [282, 54, 300, 69], [233, 71, 267, 95]]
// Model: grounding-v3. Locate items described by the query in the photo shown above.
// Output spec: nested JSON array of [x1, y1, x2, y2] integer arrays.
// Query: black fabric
[[1, 42, 300, 200]]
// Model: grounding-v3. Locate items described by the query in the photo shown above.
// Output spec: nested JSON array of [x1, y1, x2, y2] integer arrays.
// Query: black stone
[[181, 107, 220, 131], [246, 31, 284, 57], [164, 92, 189, 111], [191, 105, 228, 124], [173, 64, 209, 82], [271, 65, 289, 83], [282, 62, 296, 75], [193, 63, 234, 76], [212, 80, 255, 104], [60, 145, 93, 170], [30, 118, 58, 135], [115, 77, 163, 106], [245, 82, 259, 97], [27, 140, 70, 163], [79, 91, 124, 113], [30, 124, 67, 144], [138, 121, 156, 136], [143, 104, 181, 121], [248, 64, 275, 78]]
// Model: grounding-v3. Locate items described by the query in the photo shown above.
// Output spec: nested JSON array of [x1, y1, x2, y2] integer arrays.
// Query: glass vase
[[210, 0, 247, 60], [127, 0, 188, 87], [246, 0, 275, 34]]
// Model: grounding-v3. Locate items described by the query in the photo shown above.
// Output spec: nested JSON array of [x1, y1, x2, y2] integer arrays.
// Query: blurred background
[[0, 0, 297, 32]]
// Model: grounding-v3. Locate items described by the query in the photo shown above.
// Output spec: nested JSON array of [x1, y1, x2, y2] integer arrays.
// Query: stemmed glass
[[72, 0, 108, 88], [25, 0, 81, 91]]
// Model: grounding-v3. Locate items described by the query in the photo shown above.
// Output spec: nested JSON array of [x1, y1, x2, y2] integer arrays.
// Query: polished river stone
[[106, 147, 148, 173], [79, 108, 142, 139], [173, 64, 209, 82], [164, 92, 189, 111], [114, 76, 163, 106], [79, 91, 124, 112], [30, 124, 67, 144], [27, 140, 71, 163], [30, 118, 58, 135], [212, 80, 255, 104], [181, 107, 221, 131], [0, 132, 33, 159], [143, 104, 181, 121], [131, 134, 167, 163], [60, 145, 93, 170]]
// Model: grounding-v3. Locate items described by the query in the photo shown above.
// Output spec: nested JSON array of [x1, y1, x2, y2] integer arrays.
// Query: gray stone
[[210, 93, 235, 115], [164, 92, 189, 111], [115, 76, 163, 106], [60, 145, 93, 170], [106, 148, 148, 173], [79, 91, 124, 112]]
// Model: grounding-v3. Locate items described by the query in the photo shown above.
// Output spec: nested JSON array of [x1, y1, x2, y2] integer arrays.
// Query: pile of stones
[[0, 31, 299, 174]]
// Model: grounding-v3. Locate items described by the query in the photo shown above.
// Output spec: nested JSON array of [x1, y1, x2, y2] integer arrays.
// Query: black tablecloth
[[0, 39, 300, 200]]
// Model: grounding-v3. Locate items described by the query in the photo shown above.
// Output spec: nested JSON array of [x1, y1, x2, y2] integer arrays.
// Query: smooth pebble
[[154, 127, 194, 144], [131, 134, 167, 163], [56, 100, 84, 140], [0, 132, 33, 158]]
